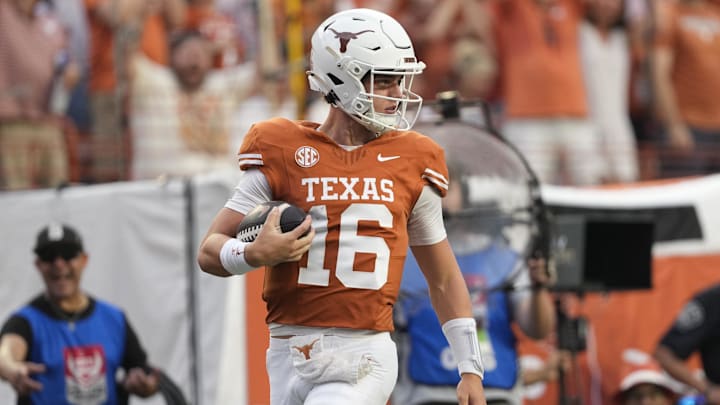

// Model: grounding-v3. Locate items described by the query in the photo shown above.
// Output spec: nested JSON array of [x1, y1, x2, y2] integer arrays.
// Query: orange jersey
[[85, 0, 116, 92], [237, 118, 449, 332], [654, 1, 720, 129], [491, 0, 588, 118]]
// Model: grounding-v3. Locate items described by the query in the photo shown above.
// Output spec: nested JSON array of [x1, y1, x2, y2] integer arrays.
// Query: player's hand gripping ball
[[236, 201, 307, 242]]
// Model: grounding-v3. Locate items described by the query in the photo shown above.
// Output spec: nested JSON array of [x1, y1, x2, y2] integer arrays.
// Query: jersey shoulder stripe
[[237, 118, 310, 171], [422, 168, 449, 191], [238, 153, 263, 168]]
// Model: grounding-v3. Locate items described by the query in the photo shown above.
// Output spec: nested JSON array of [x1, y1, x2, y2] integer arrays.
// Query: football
[[236, 201, 307, 242]]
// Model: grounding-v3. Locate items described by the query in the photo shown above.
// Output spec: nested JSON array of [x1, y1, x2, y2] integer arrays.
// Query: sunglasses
[[37, 247, 81, 263]]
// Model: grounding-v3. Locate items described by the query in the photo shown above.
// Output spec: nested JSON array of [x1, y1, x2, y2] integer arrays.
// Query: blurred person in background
[[128, 29, 255, 180], [448, 36, 498, 124], [393, 161, 555, 405], [613, 353, 678, 405], [488, 0, 605, 186], [394, 256, 554, 405], [43, 0, 91, 133], [655, 283, 720, 404], [623, 0, 661, 181], [389, 0, 494, 101], [213, 0, 258, 65], [84, 0, 186, 183], [651, 0, 720, 178], [34, 0, 93, 184], [521, 347, 571, 388], [0, 223, 159, 404], [579, 0, 640, 184], [232, 0, 336, 131], [183, 0, 246, 69], [0, 0, 74, 190], [48, 0, 93, 183]]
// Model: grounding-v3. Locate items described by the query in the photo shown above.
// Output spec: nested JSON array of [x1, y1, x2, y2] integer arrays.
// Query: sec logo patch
[[295, 146, 319, 168]]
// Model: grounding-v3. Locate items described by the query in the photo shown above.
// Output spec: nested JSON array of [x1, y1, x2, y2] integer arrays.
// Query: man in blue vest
[[393, 172, 556, 404], [0, 223, 159, 404]]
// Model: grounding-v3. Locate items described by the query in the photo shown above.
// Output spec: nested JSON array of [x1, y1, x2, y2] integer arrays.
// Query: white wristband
[[219, 238, 256, 275], [442, 317, 484, 379]]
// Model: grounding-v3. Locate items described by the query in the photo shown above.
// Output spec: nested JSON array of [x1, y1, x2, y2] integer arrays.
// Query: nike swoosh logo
[[377, 154, 400, 162]]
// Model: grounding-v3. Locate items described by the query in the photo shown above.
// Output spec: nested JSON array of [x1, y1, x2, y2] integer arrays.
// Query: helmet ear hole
[[327, 73, 344, 86]]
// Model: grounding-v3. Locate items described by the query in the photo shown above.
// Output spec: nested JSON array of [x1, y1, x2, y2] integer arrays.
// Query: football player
[[197, 8, 486, 405]]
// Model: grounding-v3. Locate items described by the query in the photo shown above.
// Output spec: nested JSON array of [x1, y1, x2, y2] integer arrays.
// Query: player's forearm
[[654, 80, 683, 129], [428, 275, 474, 324], [0, 336, 25, 383], [522, 366, 553, 386], [654, 345, 705, 392], [517, 289, 555, 339], [197, 234, 233, 277], [652, 49, 684, 128], [0, 353, 15, 383], [411, 240, 474, 322]]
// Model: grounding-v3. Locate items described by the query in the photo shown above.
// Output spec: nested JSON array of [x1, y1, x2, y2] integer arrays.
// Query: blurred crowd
[[0, 0, 719, 190]]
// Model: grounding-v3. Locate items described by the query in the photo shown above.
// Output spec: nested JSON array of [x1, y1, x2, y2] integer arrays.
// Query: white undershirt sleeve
[[408, 186, 447, 246], [224, 169, 273, 214]]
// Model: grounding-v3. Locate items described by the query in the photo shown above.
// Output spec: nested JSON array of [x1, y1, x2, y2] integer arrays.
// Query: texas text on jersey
[[237, 117, 449, 331]]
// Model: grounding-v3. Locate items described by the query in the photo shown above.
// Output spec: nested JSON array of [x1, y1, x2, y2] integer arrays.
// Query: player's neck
[[318, 109, 376, 146]]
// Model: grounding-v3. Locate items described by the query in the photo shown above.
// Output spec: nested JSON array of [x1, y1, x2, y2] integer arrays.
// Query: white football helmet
[[307, 8, 426, 134]]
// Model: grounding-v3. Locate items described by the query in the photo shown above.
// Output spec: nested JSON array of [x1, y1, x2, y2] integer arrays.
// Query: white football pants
[[266, 331, 397, 405]]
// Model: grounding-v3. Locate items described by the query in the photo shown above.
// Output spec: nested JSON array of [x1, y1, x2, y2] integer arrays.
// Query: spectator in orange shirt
[[389, 0, 493, 101], [84, 0, 186, 183], [651, 0, 720, 178], [489, 0, 605, 186]]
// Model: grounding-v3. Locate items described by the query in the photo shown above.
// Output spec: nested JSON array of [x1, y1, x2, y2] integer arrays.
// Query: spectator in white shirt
[[579, 0, 640, 184], [128, 30, 256, 180]]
